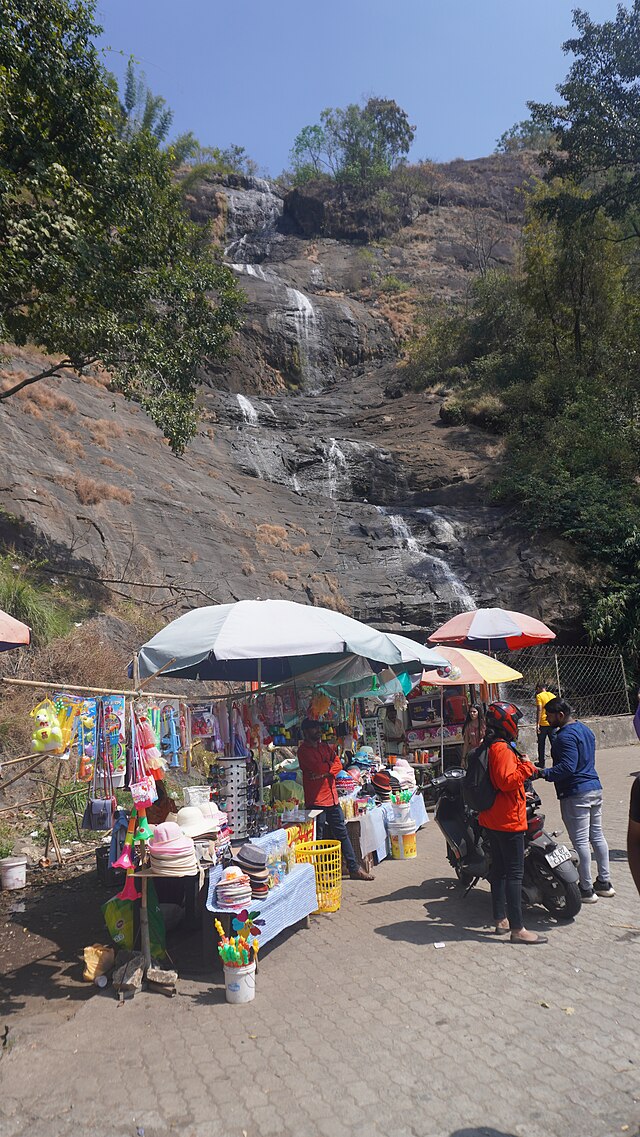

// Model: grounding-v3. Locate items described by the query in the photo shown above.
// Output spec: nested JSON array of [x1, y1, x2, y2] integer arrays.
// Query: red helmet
[[485, 702, 522, 741]]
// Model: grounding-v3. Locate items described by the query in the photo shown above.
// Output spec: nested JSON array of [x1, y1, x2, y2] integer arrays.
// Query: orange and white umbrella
[[428, 607, 554, 652], [0, 608, 31, 652]]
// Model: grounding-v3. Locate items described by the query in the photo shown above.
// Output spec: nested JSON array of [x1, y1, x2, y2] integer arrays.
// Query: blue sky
[[96, 0, 620, 175]]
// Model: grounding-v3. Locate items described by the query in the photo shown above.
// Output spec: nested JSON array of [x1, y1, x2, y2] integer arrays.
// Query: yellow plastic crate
[[295, 839, 342, 913]]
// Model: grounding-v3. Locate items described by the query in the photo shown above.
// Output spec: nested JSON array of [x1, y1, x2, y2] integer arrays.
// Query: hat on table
[[148, 821, 194, 856], [176, 805, 217, 838], [235, 843, 268, 870]]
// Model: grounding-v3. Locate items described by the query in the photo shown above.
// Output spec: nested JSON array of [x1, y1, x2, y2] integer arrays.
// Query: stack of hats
[[391, 758, 417, 791], [148, 821, 198, 877], [234, 843, 269, 900], [352, 747, 374, 769], [175, 805, 219, 840], [215, 865, 252, 908], [335, 769, 358, 795], [370, 770, 392, 801]]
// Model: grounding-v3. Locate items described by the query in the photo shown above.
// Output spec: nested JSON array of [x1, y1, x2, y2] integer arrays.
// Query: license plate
[[545, 844, 571, 868]]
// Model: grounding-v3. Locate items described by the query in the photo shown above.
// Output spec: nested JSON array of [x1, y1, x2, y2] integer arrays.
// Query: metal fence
[[493, 645, 631, 722]]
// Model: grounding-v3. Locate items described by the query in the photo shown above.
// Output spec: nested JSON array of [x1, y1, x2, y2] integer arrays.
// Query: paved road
[[1, 745, 640, 1137]]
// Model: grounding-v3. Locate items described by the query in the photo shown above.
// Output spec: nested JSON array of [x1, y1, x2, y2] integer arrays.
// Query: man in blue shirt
[[534, 698, 614, 903]]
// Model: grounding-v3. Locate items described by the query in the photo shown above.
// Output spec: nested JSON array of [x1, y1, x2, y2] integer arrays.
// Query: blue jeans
[[487, 829, 525, 931], [308, 803, 358, 874], [560, 790, 610, 890]]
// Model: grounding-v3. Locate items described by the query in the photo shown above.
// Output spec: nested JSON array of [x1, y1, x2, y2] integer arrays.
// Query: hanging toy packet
[[103, 695, 126, 775], [30, 698, 65, 755], [77, 698, 98, 782]]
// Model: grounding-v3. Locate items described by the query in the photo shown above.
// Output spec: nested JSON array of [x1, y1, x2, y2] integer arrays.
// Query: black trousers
[[487, 828, 525, 931], [537, 726, 556, 766]]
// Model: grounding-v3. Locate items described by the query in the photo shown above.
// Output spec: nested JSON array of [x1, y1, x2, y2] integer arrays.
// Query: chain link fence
[[494, 645, 631, 722]]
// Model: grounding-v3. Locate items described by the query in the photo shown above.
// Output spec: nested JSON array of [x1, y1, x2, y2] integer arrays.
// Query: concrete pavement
[[1, 745, 639, 1137]]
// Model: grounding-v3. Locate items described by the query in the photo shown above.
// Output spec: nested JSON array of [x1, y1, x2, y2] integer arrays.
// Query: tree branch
[[0, 359, 77, 401]]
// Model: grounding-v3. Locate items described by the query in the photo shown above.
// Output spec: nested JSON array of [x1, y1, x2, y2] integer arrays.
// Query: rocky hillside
[[0, 153, 586, 637]]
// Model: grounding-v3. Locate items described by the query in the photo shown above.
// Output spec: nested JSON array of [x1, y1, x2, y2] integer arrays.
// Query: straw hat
[[176, 805, 216, 838]]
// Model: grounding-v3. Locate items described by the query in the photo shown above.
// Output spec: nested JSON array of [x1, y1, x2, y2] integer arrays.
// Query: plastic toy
[[161, 705, 181, 769], [30, 699, 64, 754]]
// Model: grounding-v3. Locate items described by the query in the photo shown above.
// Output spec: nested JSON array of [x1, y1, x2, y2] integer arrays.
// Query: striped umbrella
[[428, 607, 555, 652], [0, 608, 31, 652]]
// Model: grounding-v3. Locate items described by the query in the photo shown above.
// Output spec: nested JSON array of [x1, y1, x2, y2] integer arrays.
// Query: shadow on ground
[[372, 875, 562, 945]]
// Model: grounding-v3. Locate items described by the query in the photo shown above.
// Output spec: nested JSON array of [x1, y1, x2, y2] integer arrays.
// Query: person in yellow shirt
[[535, 682, 556, 769]]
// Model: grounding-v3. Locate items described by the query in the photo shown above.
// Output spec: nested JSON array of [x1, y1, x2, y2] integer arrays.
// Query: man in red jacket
[[298, 719, 374, 880]]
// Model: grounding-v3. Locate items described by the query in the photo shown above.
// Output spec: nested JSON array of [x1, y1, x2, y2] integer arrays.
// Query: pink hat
[[148, 821, 194, 855]]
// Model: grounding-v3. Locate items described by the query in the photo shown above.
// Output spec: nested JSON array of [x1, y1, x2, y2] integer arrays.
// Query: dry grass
[[25, 388, 76, 415], [73, 476, 133, 506], [291, 542, 311, 557], [88, 418, 124, 450], [241, 562, 256, 576], [316, 574, 351, 615], [269, 570, 288, 585], [49, 425, 86, 460], [100, 457, 127, 473], [256, 524, 290, 549]]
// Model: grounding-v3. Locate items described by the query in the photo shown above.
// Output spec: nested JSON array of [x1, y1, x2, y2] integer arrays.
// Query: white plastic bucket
[[388, 822, 417, 860], [224, 961, 256, 1004], [183, 786, 211, 808], [391, 803, 411, 824], [1, 855, 27, 890]]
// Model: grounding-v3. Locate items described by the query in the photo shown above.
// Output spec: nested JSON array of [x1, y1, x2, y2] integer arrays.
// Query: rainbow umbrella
[[428, 607, 555, 652], [420, 646, 523, 764]]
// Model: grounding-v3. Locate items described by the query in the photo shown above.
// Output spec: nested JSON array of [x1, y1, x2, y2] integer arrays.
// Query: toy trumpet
[[134, 809, 153, 843], [112, 808, 137, 870], [117, 868, 138, 901]]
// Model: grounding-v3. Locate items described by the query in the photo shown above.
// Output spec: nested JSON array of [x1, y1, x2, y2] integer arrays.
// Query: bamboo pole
[[0, 787, 86, 815], [136, 657, 177, 691], [43, 762, 63, 861], [2, 676, 252, 703], [1, 676, 184, 699], [2, 752, 41, 767], [0, 753, 49, 791]]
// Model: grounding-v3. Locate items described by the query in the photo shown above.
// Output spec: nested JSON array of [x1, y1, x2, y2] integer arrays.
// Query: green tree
[[290, 97, 415, 186], [529, 2, 640, 226], [0, 0, 242, 453], [495, 118, 557, 153]]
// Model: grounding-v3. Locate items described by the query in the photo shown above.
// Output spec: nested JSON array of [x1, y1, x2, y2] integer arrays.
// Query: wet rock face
[[185, 173, 285, 261], [0, 154, 586, 638]]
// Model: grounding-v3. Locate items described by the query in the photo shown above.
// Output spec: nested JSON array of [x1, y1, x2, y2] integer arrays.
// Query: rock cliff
[[0, 154, 586, 637]]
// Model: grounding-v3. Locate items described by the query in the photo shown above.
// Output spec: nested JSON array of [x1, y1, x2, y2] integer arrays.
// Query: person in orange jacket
[[478, 702, 547, 945]]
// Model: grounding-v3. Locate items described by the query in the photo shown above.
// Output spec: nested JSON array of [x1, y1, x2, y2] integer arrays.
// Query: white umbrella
[[135, 599, 405, 683]]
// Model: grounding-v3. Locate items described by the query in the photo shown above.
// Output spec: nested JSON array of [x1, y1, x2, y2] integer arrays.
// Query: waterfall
[[230, 263, 274, 282], [380, 508, 475, 611], [285, 287, 323, 392], [327, 438, 352, 500], [236, 393, 259, 425]]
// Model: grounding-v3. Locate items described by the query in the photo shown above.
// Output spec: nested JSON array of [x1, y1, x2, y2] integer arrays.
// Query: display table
[[203, 861, 317, 967], [357, 794, 429, 862]]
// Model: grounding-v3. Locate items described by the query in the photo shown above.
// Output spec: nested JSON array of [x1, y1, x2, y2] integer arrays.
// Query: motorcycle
[[432, 766, 582, 920]]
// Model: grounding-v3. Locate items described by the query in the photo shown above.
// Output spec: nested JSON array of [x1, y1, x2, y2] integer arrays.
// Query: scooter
[[432, 766, 582, 920]]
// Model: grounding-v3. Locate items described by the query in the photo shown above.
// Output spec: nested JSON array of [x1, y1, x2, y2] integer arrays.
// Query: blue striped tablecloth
[[206, 862, 317, 947]]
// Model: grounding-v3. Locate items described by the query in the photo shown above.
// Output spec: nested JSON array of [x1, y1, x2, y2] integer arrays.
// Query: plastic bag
[[83, 943, 115, 982], [102, 894, 135, 950]]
